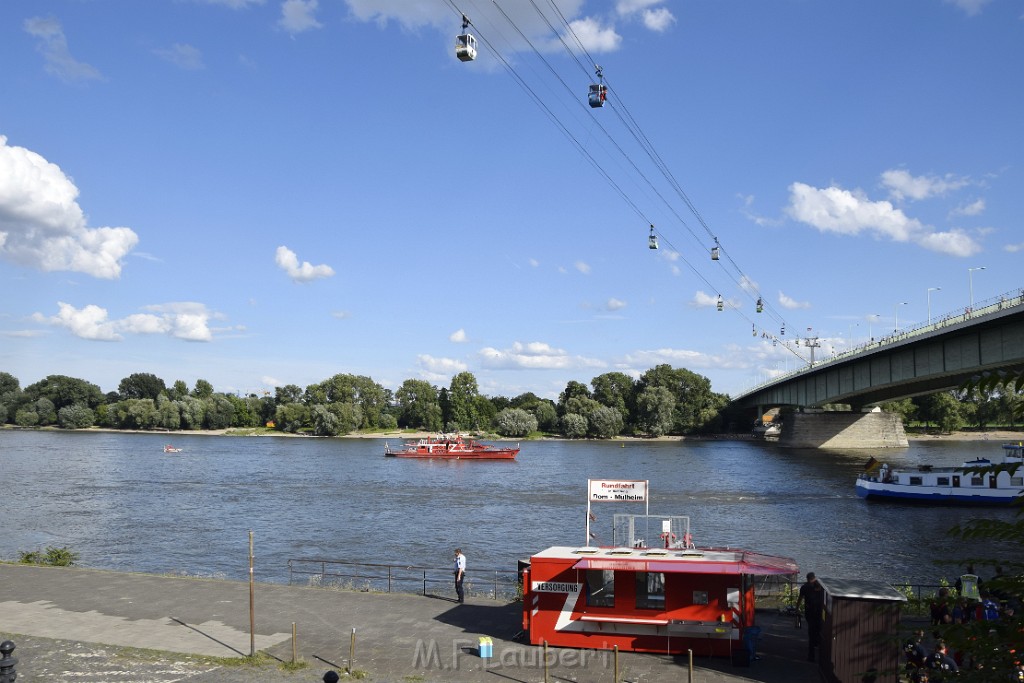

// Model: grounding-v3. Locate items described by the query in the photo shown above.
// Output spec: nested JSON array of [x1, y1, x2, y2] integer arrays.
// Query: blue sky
[[1, 0, 1021, 401]]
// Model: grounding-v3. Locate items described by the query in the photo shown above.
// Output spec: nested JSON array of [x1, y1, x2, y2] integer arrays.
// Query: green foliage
[[14, 408, 39, 426], [588, 405, 624, 438], [634, 386, 675, 437], [448, 372, 480, 430], [495, 408, 537, 437], [561, 413, 587, 438], [58, 404, 95, 429], [19, 546, 79, 566], [118, 373, 167, 401]]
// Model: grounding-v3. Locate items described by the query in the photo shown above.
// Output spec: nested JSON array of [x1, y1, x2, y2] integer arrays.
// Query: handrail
[[287, 557, 521, 601]]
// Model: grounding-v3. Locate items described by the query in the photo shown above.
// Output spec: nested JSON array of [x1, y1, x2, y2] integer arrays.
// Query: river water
[[1, 430, 1018, 586]]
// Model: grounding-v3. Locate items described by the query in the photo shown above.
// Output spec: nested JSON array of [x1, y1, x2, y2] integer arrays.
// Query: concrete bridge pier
[[778, 410, 908, 449]]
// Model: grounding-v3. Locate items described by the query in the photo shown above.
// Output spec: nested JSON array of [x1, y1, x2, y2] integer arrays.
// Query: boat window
[[635, 572, 665, 610], [971, 477, 984, 486], [586, 570, 615, 607], [937, 477, 950, 486], [909, 476, 923, 486], [1012, 477, 1023, 487]]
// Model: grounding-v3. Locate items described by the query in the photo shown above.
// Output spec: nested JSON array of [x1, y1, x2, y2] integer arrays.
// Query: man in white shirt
[[454, 548, 466, 603]]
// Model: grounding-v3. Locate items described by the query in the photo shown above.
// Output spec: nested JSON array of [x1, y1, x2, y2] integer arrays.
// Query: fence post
[[388, 566, 392, 593], [423, 570, 427, 596], [0, 640, 17, 683]]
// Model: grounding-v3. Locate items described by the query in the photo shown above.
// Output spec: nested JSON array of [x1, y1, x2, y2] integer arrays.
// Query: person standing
[[454, 548, 466, 603], [796, 572, 825, 662]]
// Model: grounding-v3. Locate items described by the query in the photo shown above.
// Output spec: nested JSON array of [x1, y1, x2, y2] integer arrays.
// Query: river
[[0, 429, 1018, 586]]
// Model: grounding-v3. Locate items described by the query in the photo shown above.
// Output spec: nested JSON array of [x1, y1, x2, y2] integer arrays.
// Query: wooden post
[[291, 622, 297, 663], [248, 530, 255, 657], [347, 627, 356, 674]]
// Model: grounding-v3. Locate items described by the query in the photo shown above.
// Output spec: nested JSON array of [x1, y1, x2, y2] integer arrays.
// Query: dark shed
[[816, 577, 906, 683]]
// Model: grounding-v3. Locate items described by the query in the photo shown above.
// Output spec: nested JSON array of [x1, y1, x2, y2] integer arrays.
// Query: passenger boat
[[855, 442, 1024, 505], [163, 444, 183, 453], [384, 433, 518, 460], [751, 421, 781, 439]]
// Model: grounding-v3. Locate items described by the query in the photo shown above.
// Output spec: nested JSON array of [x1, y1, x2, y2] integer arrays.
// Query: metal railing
[[286, 557, 521, 601]]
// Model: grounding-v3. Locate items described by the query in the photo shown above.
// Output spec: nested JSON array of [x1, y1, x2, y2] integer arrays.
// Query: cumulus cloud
[[944, 0, 992, 15], [417, 354, 467, 374], [606, 298, 626, 311], [23, 16, 102, 83], [880, 169, 970, 201], [154, 43, 204, 70], [950, 198, 985, 217], [786, 181, 981, 257], [32, 301, 219, 341], [778, 291, 810, 310], [450, 328, 468, 342], [1004, 242, 1024, 253], [621, 348, 728, 370], [279, 0, 322, 34], [478, 341, 604, 370], [275, 245, 334, 282], [616, 0, 675, 31], [332, 310, 352, 319], [568, 17, 622, 52], [0, 136, 138, 278], [575, 261, 591, 275]]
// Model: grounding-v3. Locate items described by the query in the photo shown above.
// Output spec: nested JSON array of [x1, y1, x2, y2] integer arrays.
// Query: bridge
[[731, 288, 1024, 448]]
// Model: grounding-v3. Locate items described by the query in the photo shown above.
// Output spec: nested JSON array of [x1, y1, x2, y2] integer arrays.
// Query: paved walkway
[[0, 564, 824, 682]]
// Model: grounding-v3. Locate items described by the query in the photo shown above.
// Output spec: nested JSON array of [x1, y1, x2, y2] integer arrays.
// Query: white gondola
[[456, 15, 477, 62], [756, 297, 763, 313], [711, 246, 720, 260], [648, 225, 658, 249], [716, 295, 724, 312]]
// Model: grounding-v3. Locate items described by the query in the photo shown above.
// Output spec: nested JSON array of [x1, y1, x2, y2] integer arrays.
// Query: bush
[[19, 546, 80, 566]]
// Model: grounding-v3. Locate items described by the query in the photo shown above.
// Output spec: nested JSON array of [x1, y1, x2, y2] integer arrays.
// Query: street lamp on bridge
[[894, 302, 908, 333], [927, 287, 941, 325], [867, 313, 880, 342], [968, 266, 986, 312]]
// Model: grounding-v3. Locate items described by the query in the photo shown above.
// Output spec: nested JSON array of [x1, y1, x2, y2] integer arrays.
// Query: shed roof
[[816, 576, 908, 602]]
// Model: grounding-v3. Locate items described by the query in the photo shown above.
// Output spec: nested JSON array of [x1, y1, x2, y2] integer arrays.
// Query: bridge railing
[[739, 287, 1024, 398]]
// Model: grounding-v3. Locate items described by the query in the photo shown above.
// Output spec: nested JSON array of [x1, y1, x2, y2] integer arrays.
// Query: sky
[[1, 0, 1022, 402]]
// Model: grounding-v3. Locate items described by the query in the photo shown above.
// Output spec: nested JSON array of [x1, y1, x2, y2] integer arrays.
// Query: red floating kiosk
[[521, 481, 798, 659]]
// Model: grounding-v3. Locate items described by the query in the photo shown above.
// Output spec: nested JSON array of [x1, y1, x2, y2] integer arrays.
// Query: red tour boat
[[384, 434, 519, 460]]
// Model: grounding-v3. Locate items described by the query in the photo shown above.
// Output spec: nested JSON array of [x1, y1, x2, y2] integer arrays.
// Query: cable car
[[756, 297, 763, 313], [589, 66, 607, 108], [780, 325, 785, 336], [716, 295, 723, 312], [752, 324, 757, 337], [711, 238, 720, 261], [648, 225, 658, 250], [456, 15, 477, 62]]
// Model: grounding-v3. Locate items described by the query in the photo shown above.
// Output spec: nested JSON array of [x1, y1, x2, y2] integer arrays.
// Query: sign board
[[532, 581, 582, 594], [588, 479, 648, 502]]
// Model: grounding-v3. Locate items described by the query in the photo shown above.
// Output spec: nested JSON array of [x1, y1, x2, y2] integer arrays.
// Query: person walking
[[454, 548, 466, 603], [796, 572, 825, 662]]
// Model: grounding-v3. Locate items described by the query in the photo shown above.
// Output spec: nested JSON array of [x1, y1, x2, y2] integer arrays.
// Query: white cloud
[[279, 0, 322, 34], [606, 298, 626, 311], [198, 0, 266, 7], [332, 310, 352, 319], [23, 17, 102, 83], [880, 169, 969, 201], [262, 375, 282, 387], [641, 8, 675, 31], [950, 198, 985, 217], [739, 275, 759, 294], [691, 291, 720, 308], [33, 301, 221, 341], [944, 0, 992, 16], [417, 354, 467, 374], [575, 261, 591, 275], [616, 1, 674, 31], [786, 181, 981, 257], [567, 17, 622, 53], [274, 245, 334, 282], [450, 328, 468, 343], [528, 258, 540, 267], [0, 136, 138, 278], [154, 43, 205, 70], [1005, 242, 1024, 253], [778, 291, 810, 310], [621, 347, 739, 371], [478, 341, 604, 370]]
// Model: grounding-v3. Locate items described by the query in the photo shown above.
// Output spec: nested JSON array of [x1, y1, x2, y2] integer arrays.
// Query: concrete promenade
[[0, 564, 823, 682]]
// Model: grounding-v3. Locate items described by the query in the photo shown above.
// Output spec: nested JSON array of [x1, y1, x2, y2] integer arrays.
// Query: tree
[[177, 396, 206, 429], [118, 373, 166, 401], [156, 395, 181, 430], [532, 401, 559, 432], [395, 379, 442, 431], [495, 408, 537, 437], [635, 386, 675, 437], [34, 397, 57, 425], [203, 395, 235, 429], [23, 375, 104, 411], [311, 404, 341, 436], [275, 402, 308, 433], [588, 405, 624, 438], [168, 380, 189, 400], [58, 404, 95, 429], [192, 379, 214, 399], [561, 413, 588, 438], [880, 398, 917, 425], [591, 372, 635, 425], [636, 365, 721, 434], [557, 381, 592, 416], [448, 372, 480, 430], [275, 384, 303, 405]]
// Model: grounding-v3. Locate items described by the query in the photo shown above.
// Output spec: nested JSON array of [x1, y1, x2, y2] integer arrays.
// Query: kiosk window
[[586, 570, 615, 607], [635, 572, 665, 610]]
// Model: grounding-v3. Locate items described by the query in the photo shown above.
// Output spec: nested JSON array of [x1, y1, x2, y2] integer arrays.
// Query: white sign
[[532, 581, 582, 594], [588, 479, 648, 502]]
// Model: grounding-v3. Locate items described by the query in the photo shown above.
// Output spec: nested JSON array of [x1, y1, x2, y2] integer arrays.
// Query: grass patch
[[19, 546, 79, 567]]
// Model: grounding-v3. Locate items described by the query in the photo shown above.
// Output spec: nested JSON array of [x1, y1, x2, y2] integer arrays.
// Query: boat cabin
[[522, 544, 797, 657]]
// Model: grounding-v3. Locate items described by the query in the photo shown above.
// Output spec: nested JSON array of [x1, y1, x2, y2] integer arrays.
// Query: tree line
[[0, 365, 731, 438]]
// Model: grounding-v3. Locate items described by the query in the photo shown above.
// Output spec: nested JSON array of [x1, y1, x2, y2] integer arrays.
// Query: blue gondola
[[589, 66, 607, 108]]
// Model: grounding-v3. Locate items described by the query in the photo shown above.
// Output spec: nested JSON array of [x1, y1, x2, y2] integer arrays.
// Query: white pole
[[927, 287, 940, 326], [586, 480, 592, 547], [968, 266, 985, 310]]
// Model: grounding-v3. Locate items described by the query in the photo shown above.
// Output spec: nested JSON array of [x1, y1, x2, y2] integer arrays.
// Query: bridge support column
[[779, 411, 907, 449]]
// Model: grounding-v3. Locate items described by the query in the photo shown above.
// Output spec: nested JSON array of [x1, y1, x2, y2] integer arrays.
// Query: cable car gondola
[[589, 66, 607, 108], [756, 297, 763, 313], [711, 238, 720, 261], [456, 15, 477, 62], [716, 295, 724, 312], [648, 225, 658, 250]]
